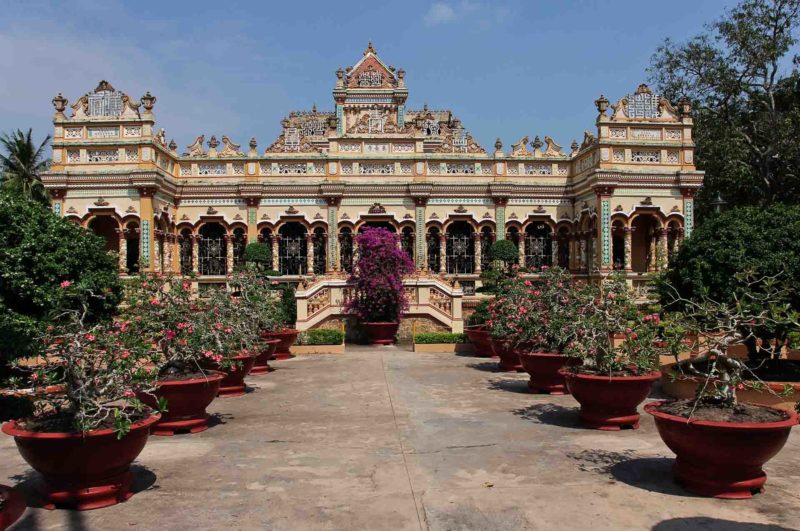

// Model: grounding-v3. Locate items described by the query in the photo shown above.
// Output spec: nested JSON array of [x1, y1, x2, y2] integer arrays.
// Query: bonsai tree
[[522, 267, 584, 354], [658, 204, 800, 366], [229, 269, 283, 335], [488, 239, 519, 275], [243, 242, 272, 272], [0, 192, 122, 371], [345, 227, 414, 324], [486, 275, 533, 344], [199, 285, 261, 366], [6, 285, 157, 437]]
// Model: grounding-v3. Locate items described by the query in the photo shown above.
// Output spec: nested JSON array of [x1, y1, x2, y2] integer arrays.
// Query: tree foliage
[[488, 239, 519, 273], [650, 0, 800, 217], [0, 192, 122, 365], [0, 129, 51, 205], [243, 242, 271, 271]]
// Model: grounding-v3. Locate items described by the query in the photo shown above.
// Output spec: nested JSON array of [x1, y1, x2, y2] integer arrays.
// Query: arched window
[[87, 216, 119, 253], [557, 227, 570, 269], [125, 221, 140, 274], [524, 223, 552, 271], [312, 227, 326, 275], [259, 228, 274, 270], [446, 221, 475, 274], [630, 215, 659, 273], [400, 227, 414, 261], [427, 227, 441, 272], [232, 228, 247, 271], [339, 228, 354, 273], [179, 228, 193, 275], [278, 223, 307, 275], [612, 221, 626, 270], [480, 227, 494, 271], [198, 223, 227, 276]]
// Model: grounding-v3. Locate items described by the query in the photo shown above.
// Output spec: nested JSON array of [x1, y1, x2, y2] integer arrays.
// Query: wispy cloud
[[424, 2, 457, 26], [422, 1, 504, 28]]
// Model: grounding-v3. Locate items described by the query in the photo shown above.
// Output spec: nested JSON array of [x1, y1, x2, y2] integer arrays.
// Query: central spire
[[364, 40, 376, 55]]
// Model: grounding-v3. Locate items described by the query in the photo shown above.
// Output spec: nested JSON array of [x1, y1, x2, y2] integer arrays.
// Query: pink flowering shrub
[[345, 227, 415, 323]]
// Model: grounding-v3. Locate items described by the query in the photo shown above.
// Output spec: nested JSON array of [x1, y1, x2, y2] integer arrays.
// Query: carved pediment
[[579, 130, 595, 151], [126, 205, 137, 213], [611, 84, 679, 122], [93, 197, 109, 206], [345, 43, 398, 89], [510, 136, 530, 157], [541, 136, 566, 158], [206, 206, 218, 215], [533, 205, 546, 214], [219, 136, 244, 157], [368, 202, 386, 214]]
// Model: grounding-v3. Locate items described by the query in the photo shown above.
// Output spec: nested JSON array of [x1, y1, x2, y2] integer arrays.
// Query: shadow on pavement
[[511, 403, 586, 429], [487, 378, 531, 394], [652, 518, 795, 531]]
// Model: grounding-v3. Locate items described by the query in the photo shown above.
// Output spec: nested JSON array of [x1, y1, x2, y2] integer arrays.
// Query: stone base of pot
[[519, 352, 581, 394], [0, 485, 25, 529], [489, 338, 522, 371], [263, 329, 299, 359], [645, 401, 797, 499], [139, 371, 224, 436], [251, 339, 280, 375], [1, 414, 159, 510], [465, 327, 495, 358], [216, 353, 256, 397], [363, 322, 399, 345], [561, 370, 661, 430]]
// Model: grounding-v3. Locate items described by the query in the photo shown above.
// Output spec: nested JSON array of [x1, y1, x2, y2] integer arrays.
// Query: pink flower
[[84, 333, 96, 342], [59, 280, 72, 289], [224, 327, 233, 334], [164, 330, 177, 341], [123, 389, 135, 398], [149, 298, 161, 306], [177, 322, 191, 329], [213, 323, 223, 330], [203, 350, 215, 359], [31, 373, 39, 381], [121, 350, 130, 359]]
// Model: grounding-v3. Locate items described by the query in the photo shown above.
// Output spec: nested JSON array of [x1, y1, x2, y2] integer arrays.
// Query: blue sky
[[0, 0, 739, 153]]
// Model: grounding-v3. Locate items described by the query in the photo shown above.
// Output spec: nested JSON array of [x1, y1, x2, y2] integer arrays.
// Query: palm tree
[[0, 129, 51, 205]]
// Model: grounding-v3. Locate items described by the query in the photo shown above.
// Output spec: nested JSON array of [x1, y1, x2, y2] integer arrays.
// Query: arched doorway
[[232, 227, 247, 271], [427, 227, 442, 272], [125, 221, 140, 274], [479, 226, 494, 271], [524, 222, 552, 271], [400, 227, 415, 262], [556, 226, 570, 269], [278, 222, 307, 275], [446, 221, 475, 274], [339, 227, 354, 273], [312, 227, 326, 275], [631, 215, 660, 273], [198, 223, 227, 276], [87, 216, 119, 253], [612, 220, 626, 270]]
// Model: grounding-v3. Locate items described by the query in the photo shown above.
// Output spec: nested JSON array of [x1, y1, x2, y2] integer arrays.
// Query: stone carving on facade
[[206, 206, 218, 215], [611, 84, 680, 122], [219, 136, 244, 157], [181, 214, 190, 220], [579, 130, 595, 151], [534, 205, 546, 214], [67, 206, 78, 214], [69, 81, 141, 120], [234, 213, 243, 220], [641, 196, 653, 205], [483, 212, 492, 219], [155, 128, 167, 146], [509, 212, 518, 220], [126, 205, 137, 213], [340, 213, 350, 220], [454, 205, 468, 214], [510, 136, 530, 157], [368, 202, 386, 214], [93, 197, 109, 206], [541, 137, 566, 158], [285, 205, 299, 215], [429, 213, 439, 220], [346, 109, 406, 135], [185, 135, 206, 157]]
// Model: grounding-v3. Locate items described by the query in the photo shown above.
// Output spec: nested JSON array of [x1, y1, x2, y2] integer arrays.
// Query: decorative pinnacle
[[249, 137, 257, 149], [494, 138, 503, 150], [140, 91, 157, 111], [531, 136, 543, 150], [571, 139, 579, 152], [595, 94, 609, 115], [364, 40, 376, 55], [208, 135, 219, 149], [52, 93, 68, 113], [168, 139, 177, 151]]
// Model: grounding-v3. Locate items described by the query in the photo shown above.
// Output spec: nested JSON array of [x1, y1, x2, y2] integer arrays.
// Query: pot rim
[[155, 370, 225, 387], [260, 338, 281, 345], [559, 368, 661, 381], [662, 362, 800, 392], [644, 400, 799, 429], [2, 413, 160, 440], [362, 321, 399, 326], [518, 351, 568, 358]]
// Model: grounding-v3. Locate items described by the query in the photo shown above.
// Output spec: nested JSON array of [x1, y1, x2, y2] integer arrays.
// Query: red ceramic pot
[[215, 352, 256, 397], [645, 401, 798, 499], [263, 328, 299, 359], [138, 371, 224, 436], [518, 352, 581, 394], [465, 327, 496, 358], [251, 339, 281, 375], [1, 414, 160, 510], [363, 322, 399, 345], [489, 338, 522, 372], [0, 485, 25, 528], [560, 369, 661, 430]]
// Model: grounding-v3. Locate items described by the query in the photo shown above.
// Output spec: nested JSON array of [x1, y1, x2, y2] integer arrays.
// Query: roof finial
[[364, 40, 376, 55]]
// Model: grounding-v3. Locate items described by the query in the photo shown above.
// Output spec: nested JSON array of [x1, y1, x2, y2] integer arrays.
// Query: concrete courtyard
[[1, 346, 799, 530]]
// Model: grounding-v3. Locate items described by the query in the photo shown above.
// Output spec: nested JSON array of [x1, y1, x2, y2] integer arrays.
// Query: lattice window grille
[[445, 163, 475, 175], [198, 163, 226, 175], [88, 90, 123, 117], [125, 149, 138, 162], [198, 237, 227, 276], [232, 232, 247, 269], [428, 163, 440, 175], [524, 230, 553, 270], [482, 165, 493, 175], [367, 110, 385, 133], [393, 143, 414, 153], [400, 163, 413, 175], [627, 92, 661, 119], [665, 129, 681, 140], [312, 233, 326, 275], [558, 165, 568, 176], [427, 234, 441, 272], [67, 150, 80, 163], [65, 128, 83, 139], [613, 150, 625, 163], [180, 237, 193, 275], [88, 127, 118, 138], [278, 163, 307, 175], [524, 164, 552, 175], [180, 165, 192, 176], [339, 231, 354, 273], [358, 71, 383, 87], [666, 151, 679, 163], [123, 126, 141, 137], [631, 150, 660, 163], [365, 143, 389, 154], [300, 120, 326, 137], [507, 164, 519, 175], [279, 236, 307, 275], [313, 163, 325, 175], [446, 232, 474, 274], [631, 128, 661, 140], [260, 163, 272, 175], [284, 128, 300, 150], [609, 127, 627, 139], [340, 143, 361, 152], [359, 163, 393, 175], [453, 129, 467, 152], [480, 232, 493, 271], [422, 120, 440, 136], [87, 149, 119, 163], [342, 163, 354, 175], [233, 164, 245, 176]]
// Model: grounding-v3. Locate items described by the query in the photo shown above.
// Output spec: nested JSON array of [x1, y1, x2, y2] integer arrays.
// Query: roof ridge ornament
[[94, 80, 115, 92], [364, 41, 376, 55]]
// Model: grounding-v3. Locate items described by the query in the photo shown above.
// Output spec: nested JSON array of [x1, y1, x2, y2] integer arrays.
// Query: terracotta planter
[[518, 352, 581, 394], [363, 322, 399, 345], [489, 338, 522, 372], [214, 353, 256, 397], [645, 401, 798, 499], [1, 414, 159, 510], [0, 485, 25, 529], [560, 369, 661, 430], [251, 339, 281, 375], [138, 371, 225, 436], [465, 327, 496, 358], [263, 329, 299, 359]]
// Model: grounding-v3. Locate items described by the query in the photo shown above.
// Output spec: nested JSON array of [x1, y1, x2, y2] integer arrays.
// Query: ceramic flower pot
[[561, 369, 661, 430], [1, 414, 160, 510], [518, 352, 581, 394], [214, 352, 257, 397], [138, 371, 225, 436], [363, 322, 399, 345], [489, 338, 522, 372], [0, 485, 25, 528], [645, 401, 798, 499], [465, 326, 496, 358], [251, 339, 281, 375], [263, 329, 299, 359]]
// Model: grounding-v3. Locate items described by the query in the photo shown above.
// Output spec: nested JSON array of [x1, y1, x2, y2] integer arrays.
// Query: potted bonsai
[[486, 277, 528, 371], [2, 287, 160, 510], [346, 227, 415, 345], [125, 274, 225, 436], [560, 273, 668, 429], [465, 299, 495, 357], [231, 271, 283, 374], [516, 267, 583, 394], [647, 273, 799, 499]]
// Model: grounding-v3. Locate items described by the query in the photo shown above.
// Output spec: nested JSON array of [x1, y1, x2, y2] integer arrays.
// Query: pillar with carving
[[624, 227, 633, 271], [271, 235, 279, 273], [550, 232, 558, 267], [473, 232, 482, 274], [414, 197, 427, 270], [493, 197, 507, 240], [153, 233, 162, 274], [579, 235, 587, 271], [305, 233, 314, 275], [225, 235, 234, 275], [657, 228, 669, 270], [518, 233, 525, 268], [163, 234, 172, 273], [137, 188, 156, 272], [191, 234, 199, 275], [326, 197, 339, 272], [439, 233, 446, 274], [116, 229, 127, 273]]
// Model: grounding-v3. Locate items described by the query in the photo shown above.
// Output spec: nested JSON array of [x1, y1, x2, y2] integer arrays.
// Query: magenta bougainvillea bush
[[346, 227, 415, 323]]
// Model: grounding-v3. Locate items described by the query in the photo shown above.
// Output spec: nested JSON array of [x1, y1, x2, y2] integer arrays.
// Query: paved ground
[[2, 346, 799, 530]]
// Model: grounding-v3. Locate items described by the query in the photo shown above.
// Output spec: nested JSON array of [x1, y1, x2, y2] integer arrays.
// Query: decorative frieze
[[400, 163, 413, 175], [665, 129, 681, 140], [65, 127, 83, 139], [123, 126, 141, 137], [445, 163, 475, 175], [359, 163, 393, 175], [67, 150, 80, 163], [233, 164, 245, 175], [666, 151, 679, 164], [557, 165, 568, 176], [631, 150, 660, 163], [393, 143, 414, 153], [180, 165, 192, 176], [339, 143, 361, 152], [631, 128, 660, 140], [87, 127, 118, 139], [524, 163, 551, 176], [341, 163, 354, 175], [198, 163, 226, 175], [609, 127, 626, 139], [364, 143, 389, 154], [87, 149, 119, 163], [613, 150, 625, 163]]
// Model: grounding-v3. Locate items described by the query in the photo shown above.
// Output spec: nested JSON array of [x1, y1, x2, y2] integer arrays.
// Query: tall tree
[[650, 0, 800, 218], [0, 129, 51, 205]]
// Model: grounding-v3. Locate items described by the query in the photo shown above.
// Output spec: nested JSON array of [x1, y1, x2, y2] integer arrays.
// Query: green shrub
[[264, 269, 282, 277], [466, 299, 491, 327], [0, 192, 122, 368], [274, 283, 297, 326], [299, 328, 345, 345], [414, 332, 467, 344], [243, 242, 271, 270], [488, 239, 519, 273]]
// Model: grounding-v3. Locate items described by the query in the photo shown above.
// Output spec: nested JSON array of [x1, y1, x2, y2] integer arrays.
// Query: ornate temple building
[[43, 43, 703, 332]]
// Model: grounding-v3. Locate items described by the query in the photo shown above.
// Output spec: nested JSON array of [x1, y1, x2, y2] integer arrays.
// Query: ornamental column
[[326, 197, 340, 272], [657, 228, 669, 270], [164, 234, 173, 273], [50, 189, 66, 217], [335, 232, 344, 272], [493, 197, 508, 240], [116, 229, 127, 273], [623, 228, 633, 272], [473, 232, 482, 274], [271, 235, 280, 273], [681, 188, 696, 238], [550, 232, 558, 267], [225, 234, 234, 275], [137, 187, 157, 272], [439, 233, 446, 274], [413, 197, 427, 270], [153, 233, 162, 274], [191, 235, 199, 275], [305, 233, 314, 275], [518, 233, 525, 267], [246, 198, 260, 241], [595, 186, 614, 272], [579, 234, 587, 272]]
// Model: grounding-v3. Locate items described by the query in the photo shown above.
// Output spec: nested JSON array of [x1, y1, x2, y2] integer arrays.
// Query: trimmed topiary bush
[[243, 242, 272, 271], [414, 332, 467, 344], [0, 192, 122, 368], [298, 328, 345, 345], [489, 239, 519, 273]]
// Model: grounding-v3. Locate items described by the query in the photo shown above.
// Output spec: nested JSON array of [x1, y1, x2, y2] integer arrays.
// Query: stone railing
[[295, 275, 464, 332]]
